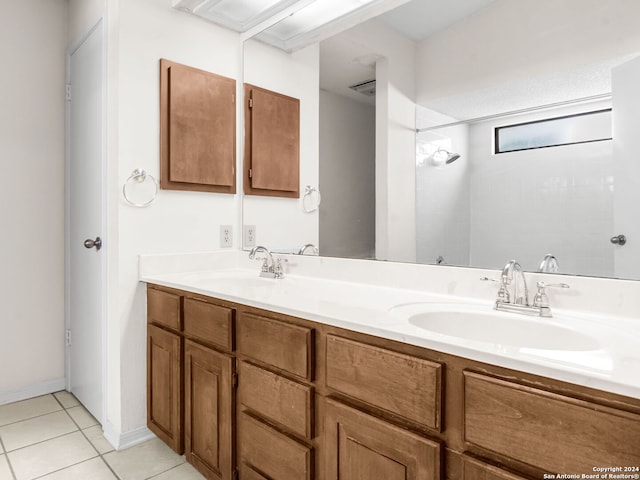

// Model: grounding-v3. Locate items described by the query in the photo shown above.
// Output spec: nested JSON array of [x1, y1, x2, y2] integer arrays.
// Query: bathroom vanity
[[142, 258, 640, 480]]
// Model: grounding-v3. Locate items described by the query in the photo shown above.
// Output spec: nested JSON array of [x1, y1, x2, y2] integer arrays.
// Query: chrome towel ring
[[303, 185, 321, 213], [123, 168, 158, 207]]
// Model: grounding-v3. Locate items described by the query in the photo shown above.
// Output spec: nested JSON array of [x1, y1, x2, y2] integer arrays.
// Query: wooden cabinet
[[147, 284, 640, 480], [237, 312, 313, 381], [463, 371, 640, 474], [324, 398, 441, 480], [325, 334, 442, 430], [185, 340, 235, 480], [460, 456, 529, 480], [243, 83, 300, 198], [160, 59, 236, 194], [147, 286, 237, 479], [236, 312, 315, 479], [147, 324, 182, 453], [239, 413, 312, 480]]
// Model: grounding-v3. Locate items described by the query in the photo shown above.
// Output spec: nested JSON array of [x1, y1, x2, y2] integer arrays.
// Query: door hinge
[[65, 329, 71, 346], [65, 84, 71, 101], [248, 169, 252, 179], [231, 93, 235, 104], [248, 97, 253, 108], [232, 372, 238, 389]]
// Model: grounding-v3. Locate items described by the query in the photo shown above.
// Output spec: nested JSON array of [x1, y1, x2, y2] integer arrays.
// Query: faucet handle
[[480, 277, 510, 303], [533, 281, 570, 308]]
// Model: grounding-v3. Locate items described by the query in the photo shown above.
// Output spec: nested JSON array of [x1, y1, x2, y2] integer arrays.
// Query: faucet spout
[[248, 245, 284, 279], [298, 244, 319, 255], [500, 260, 529, 306], [249, 245, 273, 266]]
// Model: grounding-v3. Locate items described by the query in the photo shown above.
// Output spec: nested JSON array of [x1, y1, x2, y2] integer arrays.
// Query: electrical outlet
[[220, 225, 232, 248], [243, 225, 256, 248]]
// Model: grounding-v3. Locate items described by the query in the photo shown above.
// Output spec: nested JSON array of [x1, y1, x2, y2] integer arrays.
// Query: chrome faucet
[[482, 259, 569, 317], [500, 260, 529, 306], [298, 243, 319, 255], [538, 254, 559, 273], [248, 245, 284, 279]]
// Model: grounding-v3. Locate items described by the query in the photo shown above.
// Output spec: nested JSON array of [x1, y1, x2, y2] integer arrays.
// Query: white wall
[[468, 102, 614, 276], [242, 39, 320, 253], [114, 0, 241, 436], [319, 90, 375, 259], [336, 19, 416, 262], [415, 107, 469, 266], [0, 0, 67, 403], [612, 55, 640, 279]]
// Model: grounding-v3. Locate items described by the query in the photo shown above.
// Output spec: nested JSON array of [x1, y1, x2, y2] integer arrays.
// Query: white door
[[612, 55, 640, 279], [67, 19, 105, 423]]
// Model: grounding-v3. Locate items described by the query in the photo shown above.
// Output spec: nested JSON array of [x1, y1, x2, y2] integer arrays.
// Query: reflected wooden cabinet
[[159, 59, 236, 194], [243, 84, 300, 198]]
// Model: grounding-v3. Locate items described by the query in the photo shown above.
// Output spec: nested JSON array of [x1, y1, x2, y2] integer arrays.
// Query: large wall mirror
[[241, 0, 640, 281]]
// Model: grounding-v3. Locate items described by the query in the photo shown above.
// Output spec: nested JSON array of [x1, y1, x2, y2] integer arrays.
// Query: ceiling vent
[[349, 79, 376, 97]]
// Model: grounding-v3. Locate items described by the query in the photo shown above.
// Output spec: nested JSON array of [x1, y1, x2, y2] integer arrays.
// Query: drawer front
[[147, 288, 182, 331], [326, 335, 442, 430], [461, 455, 529, 480], [239, 462, 270, 480], [184, 297, 234, 351], [239, 361, 313, 439], [239, 413, 312, 480], [464, 372, 640, 473], [237, 313, 313, 380]]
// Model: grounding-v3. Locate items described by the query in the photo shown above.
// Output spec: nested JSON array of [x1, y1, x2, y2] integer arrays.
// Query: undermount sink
[[389, 303, 601, 351]]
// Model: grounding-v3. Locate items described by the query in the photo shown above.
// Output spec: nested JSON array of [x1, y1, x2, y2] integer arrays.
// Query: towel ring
[[123, 168, 158, 207], [302, 185, 321, 213]]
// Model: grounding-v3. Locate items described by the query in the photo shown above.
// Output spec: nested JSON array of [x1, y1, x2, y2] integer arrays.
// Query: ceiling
[[320, 0, 497, 107]]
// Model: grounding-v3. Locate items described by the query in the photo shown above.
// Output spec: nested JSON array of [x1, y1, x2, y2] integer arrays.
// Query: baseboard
[[0, 377, 66, 406], [103, 421, 157, 451]]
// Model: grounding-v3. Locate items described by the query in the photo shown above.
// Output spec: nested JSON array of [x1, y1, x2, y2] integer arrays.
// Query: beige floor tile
[[82, 425, 114, 455], [103, 438, 185, 480], [0, 411, 77, 452], [149, 462, 206, 480], [66, 405, 99, 429], [7, 431, 97, 480], [53, 391, 80, 409], [0, 396, 61, 427], [37, 457, 117, 480], [0, 455, 13, 480]]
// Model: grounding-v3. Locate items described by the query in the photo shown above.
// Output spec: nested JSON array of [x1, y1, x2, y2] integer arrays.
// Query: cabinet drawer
[[237, 313, 313, 380], [147, 288, 182, 331], [461, 455, 529, 480], [184, 297, 234, 351], [239, 413, 312, 480], [239, 462, 270, 480], [239, 361, 313, 439], [326, 335, 442, 430], [464, 372, 640, 473]]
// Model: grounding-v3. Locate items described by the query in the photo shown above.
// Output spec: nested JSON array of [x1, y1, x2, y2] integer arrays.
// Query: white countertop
[[140, 254, 640, 401]]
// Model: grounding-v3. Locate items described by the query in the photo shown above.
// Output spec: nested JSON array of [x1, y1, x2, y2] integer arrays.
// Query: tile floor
[[0, 392, 205, 480]]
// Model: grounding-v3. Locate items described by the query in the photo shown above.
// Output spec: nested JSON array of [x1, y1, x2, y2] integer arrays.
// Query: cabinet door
[[160, 59, 236, 194], [461, 455, 530, 480], [324, 399, 441, 480], [244, 83, 299, 198], [185, 340, 235, 480], [147, 325, 183, 453]]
